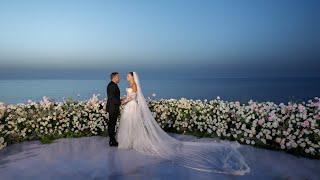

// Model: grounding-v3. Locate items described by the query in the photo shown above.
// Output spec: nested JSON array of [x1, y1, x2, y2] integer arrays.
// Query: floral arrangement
[[0, 95, 319, 158]]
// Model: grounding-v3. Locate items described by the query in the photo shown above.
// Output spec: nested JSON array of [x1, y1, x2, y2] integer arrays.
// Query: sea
[[0, 77, 319, 104]]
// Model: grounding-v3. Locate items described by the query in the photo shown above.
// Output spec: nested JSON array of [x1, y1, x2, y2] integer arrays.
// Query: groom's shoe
[[109, 139, 118, 147]]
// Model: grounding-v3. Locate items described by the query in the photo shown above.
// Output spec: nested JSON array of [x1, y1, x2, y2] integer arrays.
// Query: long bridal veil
[[132, 72, 250, 175]]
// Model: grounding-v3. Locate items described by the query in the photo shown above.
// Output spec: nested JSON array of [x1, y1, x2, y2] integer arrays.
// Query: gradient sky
[[0, 0, 319, 79]]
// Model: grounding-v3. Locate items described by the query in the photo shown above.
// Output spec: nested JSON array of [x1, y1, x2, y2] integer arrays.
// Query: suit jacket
[[106, 81, 121, 112]]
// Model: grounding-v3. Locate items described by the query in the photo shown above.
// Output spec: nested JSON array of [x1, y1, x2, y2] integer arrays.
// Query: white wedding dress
[[117, 72, 250, 175]]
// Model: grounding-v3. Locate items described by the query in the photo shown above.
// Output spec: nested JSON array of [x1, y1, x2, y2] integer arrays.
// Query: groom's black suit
[[106, 81, 121, 143]]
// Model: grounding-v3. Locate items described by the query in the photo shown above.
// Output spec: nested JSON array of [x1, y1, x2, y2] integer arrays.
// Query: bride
[[116, 72, 250, 175]]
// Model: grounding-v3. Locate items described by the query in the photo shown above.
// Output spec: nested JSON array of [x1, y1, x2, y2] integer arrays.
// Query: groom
[[106, 72, 120, 147]]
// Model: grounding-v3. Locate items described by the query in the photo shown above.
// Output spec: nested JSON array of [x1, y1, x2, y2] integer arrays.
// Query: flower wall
[[0, 96, 319, 158]]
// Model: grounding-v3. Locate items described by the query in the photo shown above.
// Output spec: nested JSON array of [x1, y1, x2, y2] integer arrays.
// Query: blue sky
[[0, 0, 319, 78]]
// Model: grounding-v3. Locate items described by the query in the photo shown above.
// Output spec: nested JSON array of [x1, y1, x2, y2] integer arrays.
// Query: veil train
[[132, 72, 250, 175]]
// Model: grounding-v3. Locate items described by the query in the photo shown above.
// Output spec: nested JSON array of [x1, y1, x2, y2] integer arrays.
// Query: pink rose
[[258, 119, 265, 126], [268, 112, 276, 121], [302, 120, 310, 128]]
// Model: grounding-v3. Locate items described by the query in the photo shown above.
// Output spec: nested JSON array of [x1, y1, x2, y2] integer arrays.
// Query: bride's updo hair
[[128, 72, 134, 77]]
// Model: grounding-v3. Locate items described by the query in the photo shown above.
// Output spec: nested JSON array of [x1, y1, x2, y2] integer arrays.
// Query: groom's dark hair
[[110, 72, 119, 80]]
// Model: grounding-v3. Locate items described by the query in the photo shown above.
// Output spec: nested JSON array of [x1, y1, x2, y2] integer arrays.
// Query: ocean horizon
[[1, 76, 319, 104]]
